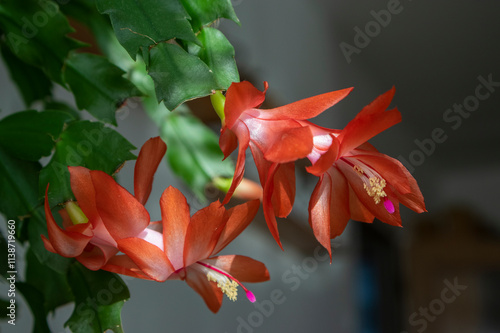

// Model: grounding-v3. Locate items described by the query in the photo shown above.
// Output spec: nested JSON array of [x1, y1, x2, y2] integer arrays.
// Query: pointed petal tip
[[277, 239, 284, 251], [134, 136, 167, 205]]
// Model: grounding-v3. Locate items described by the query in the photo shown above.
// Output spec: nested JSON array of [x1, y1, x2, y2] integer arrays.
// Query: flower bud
[[64, 201, 89, 225]]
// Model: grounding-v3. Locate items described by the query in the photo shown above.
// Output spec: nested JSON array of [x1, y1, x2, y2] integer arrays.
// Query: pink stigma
[[246, 290, 256, 303], [383, 197, 395, 214]]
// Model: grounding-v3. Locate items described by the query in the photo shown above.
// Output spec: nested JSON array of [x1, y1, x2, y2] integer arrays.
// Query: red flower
[[220, 81, 352, 248], [306, 88, 426, 257], [103, 186, 269, 312], [158, 186, 269, 313], [42, 137, 167, 271]]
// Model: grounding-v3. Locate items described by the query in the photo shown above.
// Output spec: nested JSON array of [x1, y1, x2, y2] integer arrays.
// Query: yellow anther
[[363, 177, 387, 204], [207, 271, 238, 301], [353, 165, 364, 176]]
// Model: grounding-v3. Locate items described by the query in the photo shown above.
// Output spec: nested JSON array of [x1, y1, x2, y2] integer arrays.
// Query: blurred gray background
[[1, 0, 500, 332]]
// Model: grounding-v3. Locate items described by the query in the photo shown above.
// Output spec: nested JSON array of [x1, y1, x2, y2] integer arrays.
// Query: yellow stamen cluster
[[207, 271, 238, 301], [363, 177, 387, 204]]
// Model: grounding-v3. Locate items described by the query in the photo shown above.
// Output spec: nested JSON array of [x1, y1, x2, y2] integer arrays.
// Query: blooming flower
[[159, 186, 269, 313], [42, 137, 167, 271], [305, 88, 426, 257], [103, 186, 269, 312], [219, 81, 352, 248]]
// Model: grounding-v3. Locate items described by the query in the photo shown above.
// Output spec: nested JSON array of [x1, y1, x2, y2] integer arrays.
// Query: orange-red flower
[[219, 81, 352, 248], [306, 88, 426, 257], [159, 186, 269, 313], [42, 137, 167, 271], [103, 186, 269, 312]]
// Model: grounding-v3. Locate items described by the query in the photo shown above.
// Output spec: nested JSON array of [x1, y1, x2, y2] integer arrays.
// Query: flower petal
[[249, 145, 295, 219], [43, 186, 92, 257], [185, 266, 223, 313], [263, 126, 313, 163], [256, 87, 353, 120], [212, 199, 260, 255], [160, 186, 191, 270], [326, 168, 351, 238], [101, 255, 153, 280], [261, 163, 284, 250], [308, 175, 331, 250], [348, 187, 375, 223], [76, 243, 119, 271], [270, 162, 295, 218], [338, 87, 401, 156], [306, 136, 340, 176], [219, 127, 238, 159], [184, 201, 226, 267], [134, 137, 167, 205], [203, 255, 270, 282], [91, 170, 150, 240], [221, 123, 250, 205], [116, 237, 174, 282], [69, 166, 99, 223], [308, 173, 341, 258], [224, 81, 268, 129]]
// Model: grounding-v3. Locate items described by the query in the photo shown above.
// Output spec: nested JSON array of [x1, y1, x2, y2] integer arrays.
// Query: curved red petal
[[348, 186, 375, 223], [326, 167, 351, 238], [306, 136, 340, 176], [308, 174, 333, 258], [160, 186, 191, 270], [249, 142, 271, 187], [271, 162, 295, 218], [249, 144, 294, 218], [185, 266, 223, 313], [257, 87, 353, 120], [338, 87, 401, 156], [219, 127, 238, 159], [43, 186, 92, 257], [69, 166, 99, 223], [184, 201, 226, 267], [212, 199, 260, 255], [203, 255, 270, 283], [76, 243, 119, 271], [224, 81, 268, 129], [222, 124, 250, 205], [262, 163, 283, 250], [134, 137, 167, 205], [116, 237, 174, 282], [263, 126, 313, 163], [101, 255, 153, 280], [91, 170, 150, 240], [41, 235, 56, 253]]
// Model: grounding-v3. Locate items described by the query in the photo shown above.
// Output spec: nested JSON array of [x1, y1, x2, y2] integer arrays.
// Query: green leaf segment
[[96, 0, 240, 109]]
